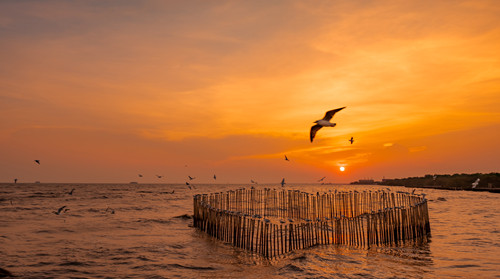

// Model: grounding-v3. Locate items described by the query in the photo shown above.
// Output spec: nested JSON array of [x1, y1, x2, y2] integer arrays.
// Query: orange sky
[[1, 1, 499, 183]]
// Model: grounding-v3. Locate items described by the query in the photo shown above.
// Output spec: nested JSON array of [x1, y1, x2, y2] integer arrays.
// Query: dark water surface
[[0, 183, 498, 278]]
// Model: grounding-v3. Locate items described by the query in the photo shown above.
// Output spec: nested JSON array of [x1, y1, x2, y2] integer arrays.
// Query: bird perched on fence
[[310, 107, 346, 142]]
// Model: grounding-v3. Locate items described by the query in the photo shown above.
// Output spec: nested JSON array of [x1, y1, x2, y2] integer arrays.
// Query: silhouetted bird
[[349, 137, 354, 144], [213, 174, 217, 180], [281, 178, 286, 187], [318, 176, 326, 182], [138, 174, 143, 177], [34, 160, 40, 165], [14, 178, 17, 184], [156, 175, 162, 178], [284, 155, 289, 161], [251, 179, 258, 184], [68, 188, 75, 195], [53, 206, 67, 215], [310, 107, 346, 142], [188, 176, 195, 180]]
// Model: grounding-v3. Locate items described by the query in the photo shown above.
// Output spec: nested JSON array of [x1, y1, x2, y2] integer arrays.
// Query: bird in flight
[[310, 107, 346, 142], [138, 174, 143, 177], [472, 178, 480, 189], [53, 206, 67, 215], [281, 178, 286, 187], [34, 160, 40, 165], [251, 179, 258, 184], [318, 176, 326, 182], [188, 176, 195, 180], [284, 155, 289, 161], [106, 207, 115, 214], [349, 137, 354, 144], [213, 174, 217, 180]]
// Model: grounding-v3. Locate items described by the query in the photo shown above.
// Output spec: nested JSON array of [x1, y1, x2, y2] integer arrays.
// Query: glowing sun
[[339, 166, 345, 172]]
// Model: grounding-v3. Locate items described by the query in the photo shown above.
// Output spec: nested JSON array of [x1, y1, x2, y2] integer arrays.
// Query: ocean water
[[0, 183, 498, 278]]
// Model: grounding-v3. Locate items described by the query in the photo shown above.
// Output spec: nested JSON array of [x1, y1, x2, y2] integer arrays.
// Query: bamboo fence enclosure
[[193, 188, 431, 258]]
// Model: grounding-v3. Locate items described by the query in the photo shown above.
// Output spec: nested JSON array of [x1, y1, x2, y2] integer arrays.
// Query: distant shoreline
[[351, 172, 500, 194], [401, 185, 500, 193]]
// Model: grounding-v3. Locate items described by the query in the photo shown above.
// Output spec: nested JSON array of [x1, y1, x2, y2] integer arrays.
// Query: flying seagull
[[34, 160, 40, 165], [318, 176, 326, 182], [310, 107, 346, 142], [472, 178, 480, 189], [53, 205, 67, 215], [105, 207, 115, 214], [188, 176, 195, 180], [349, 137, 354, 144], [281, 178, 286, 187], [284, 155, 289, 161]]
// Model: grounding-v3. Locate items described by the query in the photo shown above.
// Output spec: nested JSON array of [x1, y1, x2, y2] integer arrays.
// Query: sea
[[0, 183, 498, 278]]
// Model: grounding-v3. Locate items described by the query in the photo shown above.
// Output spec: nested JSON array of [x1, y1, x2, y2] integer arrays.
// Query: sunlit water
[[0, 183, 498, 278]]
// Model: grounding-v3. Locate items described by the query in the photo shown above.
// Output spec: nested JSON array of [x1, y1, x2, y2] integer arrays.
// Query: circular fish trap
[[193, 188, 431, 258]]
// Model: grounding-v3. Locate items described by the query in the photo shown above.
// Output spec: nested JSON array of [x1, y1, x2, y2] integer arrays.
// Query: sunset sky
[[1, 0, 499, 184]]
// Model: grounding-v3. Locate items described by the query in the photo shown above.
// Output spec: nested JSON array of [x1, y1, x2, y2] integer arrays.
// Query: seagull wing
[[310, 124, 322, 142], [322, 107, 346, 121]]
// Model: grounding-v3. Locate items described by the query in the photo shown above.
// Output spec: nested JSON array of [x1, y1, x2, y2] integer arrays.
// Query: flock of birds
[[13, 107, 356, 216]]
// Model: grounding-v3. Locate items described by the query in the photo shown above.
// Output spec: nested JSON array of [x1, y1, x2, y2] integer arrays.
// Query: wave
[[173, 214, 192, 220], [136, 218, 172, 224]]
